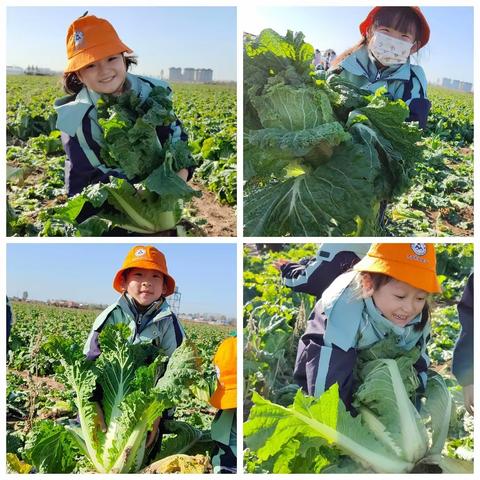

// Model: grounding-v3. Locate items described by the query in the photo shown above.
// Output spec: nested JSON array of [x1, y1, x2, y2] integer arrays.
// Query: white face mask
[[368, 31, 414, 66]]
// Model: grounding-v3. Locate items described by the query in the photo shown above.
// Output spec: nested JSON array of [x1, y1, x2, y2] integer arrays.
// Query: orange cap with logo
[[209, 336, 237, 410], [359, 6, 430, 49], [113, 246, 175, 296], [353, 243, 441, 293], [65, 14, 132, 73]]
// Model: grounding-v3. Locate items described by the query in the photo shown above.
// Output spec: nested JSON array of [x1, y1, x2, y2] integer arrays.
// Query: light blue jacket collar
[[54, 72, 147, 137], [340, 45, 412, 83], [322, 271, 422, 351]]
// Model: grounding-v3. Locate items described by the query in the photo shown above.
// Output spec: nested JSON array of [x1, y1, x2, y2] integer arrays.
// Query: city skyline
[[6, 7, 237, 81]]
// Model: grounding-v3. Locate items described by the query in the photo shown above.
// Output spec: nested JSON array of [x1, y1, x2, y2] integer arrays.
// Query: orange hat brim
[[359, 6, 430, 49], [353, 255, 441, 293], [113, 262, 175, 297], [209, 385, 237, 410], [65, 41, 132, 73]]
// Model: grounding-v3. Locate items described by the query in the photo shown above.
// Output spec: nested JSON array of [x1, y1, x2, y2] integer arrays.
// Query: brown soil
[[9, 369, 65, 391], [189, 181, 236, 237]]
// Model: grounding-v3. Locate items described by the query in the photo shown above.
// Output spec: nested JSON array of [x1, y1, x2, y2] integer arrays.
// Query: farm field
[[7, 302, 232, 473], [243, 243, 473, 473], [6, 75, 236, 237], [387, 86, 473, 236]]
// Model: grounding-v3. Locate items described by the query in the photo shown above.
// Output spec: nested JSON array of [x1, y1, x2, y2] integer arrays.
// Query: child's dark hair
[[331, 7, 424, 68], [62, 54, 138, 95], [359, 271, 430, 331]]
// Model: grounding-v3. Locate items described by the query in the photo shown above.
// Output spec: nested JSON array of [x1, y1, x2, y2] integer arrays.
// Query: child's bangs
[[373, 7, 422, 41]]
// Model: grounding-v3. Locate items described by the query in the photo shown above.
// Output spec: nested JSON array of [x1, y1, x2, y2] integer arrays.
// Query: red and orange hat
[[359, 6, 430, 49], [353, 243, 441, 293], [65, 14, 132, 73], [209, 336, 237, 410], [113, 246, 176, 296]]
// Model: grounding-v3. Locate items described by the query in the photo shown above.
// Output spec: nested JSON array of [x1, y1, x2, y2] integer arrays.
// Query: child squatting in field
[[54, 13, 193, 198], [329, 6, 431, 129], [293, 243, 441, 411], [83, 245, 185, 450]]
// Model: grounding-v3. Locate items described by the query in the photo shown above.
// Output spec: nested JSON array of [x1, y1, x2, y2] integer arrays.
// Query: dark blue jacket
[[280, 243, 370, 299], [452, 273, 473, 386]]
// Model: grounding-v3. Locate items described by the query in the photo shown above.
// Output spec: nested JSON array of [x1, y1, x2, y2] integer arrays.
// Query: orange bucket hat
[[65, 14, 132, 73], [209, 336, 237, 410], [359, 6, 430, 49], [113, 246, 176, 296], [353, 243, 441, 293]]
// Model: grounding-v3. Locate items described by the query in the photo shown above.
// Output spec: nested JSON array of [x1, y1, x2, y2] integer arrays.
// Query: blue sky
[[7, 243, 237, 317], [243, 6, 473, 84], [6, 6, 237, 81]]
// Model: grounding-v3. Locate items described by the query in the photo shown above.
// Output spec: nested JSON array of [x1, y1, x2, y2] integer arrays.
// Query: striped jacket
[[54, 73, 190, 196], [328, 45, 431, 128], [294, 271, 431, 411], [83, 292, 185, 361]]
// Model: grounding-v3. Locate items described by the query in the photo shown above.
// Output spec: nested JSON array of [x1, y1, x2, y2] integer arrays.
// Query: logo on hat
[[135, 248, 146, 257], [74, 31, 84, 48], [411, 243, 427, 256]]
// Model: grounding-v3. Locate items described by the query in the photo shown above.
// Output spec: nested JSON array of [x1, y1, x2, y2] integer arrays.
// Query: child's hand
[[463, 384, 474, 415], [176, 168, 188, 182], [146, 416, 162, 448], [94, 401, 107, 433], [272, 259, 289, 271]]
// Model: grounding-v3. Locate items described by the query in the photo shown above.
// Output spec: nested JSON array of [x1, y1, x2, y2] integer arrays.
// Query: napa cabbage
[[244, 338, 472, 473], [244, 29, 424, 236], [24, 325, 202, 473]]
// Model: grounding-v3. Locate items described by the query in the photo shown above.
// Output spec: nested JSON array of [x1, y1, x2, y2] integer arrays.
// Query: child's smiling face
[[77, 54, 127, 95], [121, 267, 167, 307], [362, 274, 427, 327]]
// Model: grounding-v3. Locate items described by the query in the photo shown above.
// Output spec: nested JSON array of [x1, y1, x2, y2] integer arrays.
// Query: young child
[[294, 243, 440, 411], [329, 6, 431, 128], [54, 13, 192, 197], [209, 335, 237, 474], [83, 245, 185, 446]]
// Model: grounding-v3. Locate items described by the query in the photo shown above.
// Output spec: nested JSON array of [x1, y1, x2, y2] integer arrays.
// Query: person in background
[[452, 273, 474, 415], [273, 243, 370, 300], [209, 335, 237, 473]]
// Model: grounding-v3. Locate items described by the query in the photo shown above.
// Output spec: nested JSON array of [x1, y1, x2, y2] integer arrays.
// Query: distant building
[[6, 65, 24, 75], [168, 67, 213, 83], [183, 68, 195, 82], [195, 68, 213, 83], [441, 77, 472, 93], [169, 67, 183, 82]]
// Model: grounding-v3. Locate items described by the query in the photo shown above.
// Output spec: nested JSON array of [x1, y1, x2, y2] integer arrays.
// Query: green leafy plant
[[24, 325, 202, 473], [244, 29, 426, 236], [245, 339, 472, 473]]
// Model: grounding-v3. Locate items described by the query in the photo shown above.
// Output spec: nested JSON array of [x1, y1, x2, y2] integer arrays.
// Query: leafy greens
[[244, 28, 424, 236], [25, 325, 202, 473], [244, 338, 472, 473]]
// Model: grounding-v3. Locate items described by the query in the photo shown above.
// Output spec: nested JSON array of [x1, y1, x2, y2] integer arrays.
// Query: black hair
[[331, 7, 424, 68]]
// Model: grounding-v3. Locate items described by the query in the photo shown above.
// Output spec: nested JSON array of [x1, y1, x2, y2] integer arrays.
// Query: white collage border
[[1, 0, 478, 478]]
